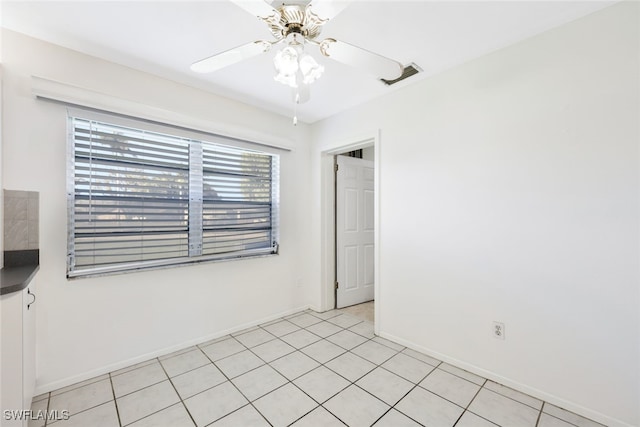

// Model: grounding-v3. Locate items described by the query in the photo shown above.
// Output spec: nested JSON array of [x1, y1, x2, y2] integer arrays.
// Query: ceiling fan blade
[[191, 41, 271, 73], [319, 38, 404, 80], [229, 0, 281, 20], [307, 0, 351, 22]]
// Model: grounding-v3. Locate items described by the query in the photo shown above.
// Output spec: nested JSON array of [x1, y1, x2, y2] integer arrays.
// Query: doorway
[[335, 150, 375, 309], [319, 132, 380, 333]]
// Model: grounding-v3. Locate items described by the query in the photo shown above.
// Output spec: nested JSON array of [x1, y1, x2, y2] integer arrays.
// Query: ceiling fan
[[191, 0, 404, 113]]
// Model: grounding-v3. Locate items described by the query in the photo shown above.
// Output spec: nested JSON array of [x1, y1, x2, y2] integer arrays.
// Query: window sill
[[68, 248, 279, 279]]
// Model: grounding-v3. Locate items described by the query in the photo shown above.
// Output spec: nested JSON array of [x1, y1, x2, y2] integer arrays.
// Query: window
[[67, 112, 279, 278]]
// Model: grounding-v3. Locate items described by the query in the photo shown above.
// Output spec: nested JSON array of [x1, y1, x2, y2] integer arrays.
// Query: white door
[[336, 155, 374, 308]]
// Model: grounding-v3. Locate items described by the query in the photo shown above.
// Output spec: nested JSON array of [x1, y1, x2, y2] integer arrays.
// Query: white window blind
[[68, 114, 279, 278], [201, 144, 276, 256]]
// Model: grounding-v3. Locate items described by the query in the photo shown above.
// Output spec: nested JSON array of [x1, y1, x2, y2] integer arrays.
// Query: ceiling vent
[[381, 63, 422, 86]]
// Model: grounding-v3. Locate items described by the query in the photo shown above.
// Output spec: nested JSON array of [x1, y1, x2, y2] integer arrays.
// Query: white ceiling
[[1, 0, 615, 123]]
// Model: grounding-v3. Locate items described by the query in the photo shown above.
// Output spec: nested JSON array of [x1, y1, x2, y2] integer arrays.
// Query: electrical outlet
[[493, 321, 505, 340]]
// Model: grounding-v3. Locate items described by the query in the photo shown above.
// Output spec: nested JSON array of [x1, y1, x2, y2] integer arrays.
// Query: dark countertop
[[0, 264, 40, 296]]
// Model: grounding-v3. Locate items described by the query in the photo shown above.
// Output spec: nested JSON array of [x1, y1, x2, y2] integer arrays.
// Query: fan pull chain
[[293, 91, 300, 126]]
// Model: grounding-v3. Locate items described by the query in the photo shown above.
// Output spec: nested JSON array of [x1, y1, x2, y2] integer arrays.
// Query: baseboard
[[378, 331, 632, 427], [34, 304, 311, 396]]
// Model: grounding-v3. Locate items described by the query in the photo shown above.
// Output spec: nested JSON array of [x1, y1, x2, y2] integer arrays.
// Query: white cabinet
[[22, 283, 36, 413], [1, 279, 37, 427]]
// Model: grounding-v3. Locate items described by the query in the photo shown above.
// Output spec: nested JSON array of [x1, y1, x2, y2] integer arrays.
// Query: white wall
[[312, 3, 638, 427], [1, 29, 314, 392], [0, 16, 5, 412]]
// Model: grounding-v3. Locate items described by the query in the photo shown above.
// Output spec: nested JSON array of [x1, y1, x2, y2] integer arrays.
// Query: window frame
[[66, 108, 280, 278]]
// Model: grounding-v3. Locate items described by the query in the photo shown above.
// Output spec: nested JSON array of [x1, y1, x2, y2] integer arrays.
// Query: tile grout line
[[425, 362, 483, 386], [369, 357, 446, 427], [545, 412, 593, 427], [538, 402, 592, 427], [154, 348, 215, 383], [109, 355, 202, 426], [111, 360, 157, 379], [201, 334, 275, 427], [156, 356, 199, 427], [451, 378, 492, 427], [43, 392, 51, 427], [201, 403, 273, 427], [108, 361, 169, 400], [108, 372, 123, 427], [535, 404, 544, 427], [157, 345, 200, 363], [45, 373, 110, 398], [197, 335, 246, 360], [482, 386, 544, 412], [217, 319, 365, 378], [111, 379, 167, 400], [46, 380, 116, 426]]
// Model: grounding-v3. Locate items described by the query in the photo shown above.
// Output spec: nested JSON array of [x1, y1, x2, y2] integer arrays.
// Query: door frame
[[319, 130, 381, 334]]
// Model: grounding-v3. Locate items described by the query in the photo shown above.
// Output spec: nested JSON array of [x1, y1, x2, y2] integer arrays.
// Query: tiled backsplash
[[4, 189, 39, 251]]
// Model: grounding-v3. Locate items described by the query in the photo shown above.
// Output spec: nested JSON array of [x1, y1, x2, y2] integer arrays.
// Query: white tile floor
[[31, 308, 606, 427]]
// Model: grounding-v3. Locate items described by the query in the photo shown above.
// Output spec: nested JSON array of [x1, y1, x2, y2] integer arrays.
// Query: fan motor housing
[[285, 23, 305, 36], [267, 4, 323, 40]]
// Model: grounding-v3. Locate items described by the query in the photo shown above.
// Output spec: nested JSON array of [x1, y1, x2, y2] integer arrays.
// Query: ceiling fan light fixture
[[299, 53, 324, 85], [273, 41, 324, 89], [274, 46, 299, 75], [273, 46, 299, 88], [274, 73, 299, 88], [274, 73, 298, 88]]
